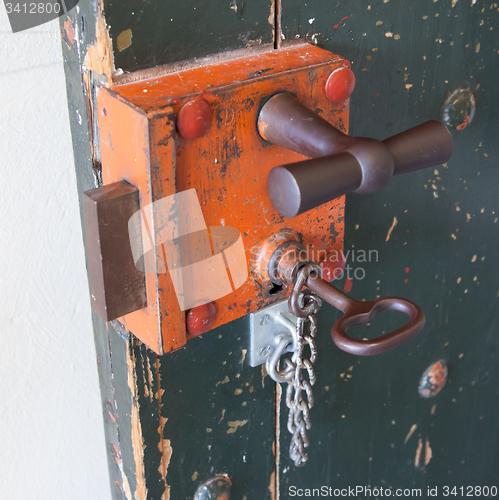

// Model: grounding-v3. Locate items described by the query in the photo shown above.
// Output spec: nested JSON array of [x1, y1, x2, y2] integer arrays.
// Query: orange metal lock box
[[91, 43, 348, 355]]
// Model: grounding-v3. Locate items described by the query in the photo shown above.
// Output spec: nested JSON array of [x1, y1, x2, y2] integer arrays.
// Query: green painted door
[[62, 0, 499, 498]]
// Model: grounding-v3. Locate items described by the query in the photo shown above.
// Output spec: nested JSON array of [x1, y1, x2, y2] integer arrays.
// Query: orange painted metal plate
[[97, 43, 348, 355]]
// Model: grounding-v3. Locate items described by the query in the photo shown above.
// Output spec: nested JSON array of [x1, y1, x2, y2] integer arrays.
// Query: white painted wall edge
[[0, 8, 111, 500]]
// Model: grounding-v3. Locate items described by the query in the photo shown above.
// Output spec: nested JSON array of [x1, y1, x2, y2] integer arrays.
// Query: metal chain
[[285, 264, 322, 467]]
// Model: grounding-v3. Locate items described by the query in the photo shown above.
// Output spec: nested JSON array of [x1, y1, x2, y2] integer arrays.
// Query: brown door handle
[[289, 263, 426, 356], [258, 93, 453, 217]]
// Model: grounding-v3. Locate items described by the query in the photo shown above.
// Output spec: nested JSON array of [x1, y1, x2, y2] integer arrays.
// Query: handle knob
[[259, 93, 453, 217]]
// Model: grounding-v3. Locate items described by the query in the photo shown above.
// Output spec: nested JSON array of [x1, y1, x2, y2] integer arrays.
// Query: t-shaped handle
[[259, 93, 453, 217]]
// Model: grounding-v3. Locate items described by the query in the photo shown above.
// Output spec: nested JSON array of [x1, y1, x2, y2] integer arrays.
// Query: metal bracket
[[248, 298, 299, 368]]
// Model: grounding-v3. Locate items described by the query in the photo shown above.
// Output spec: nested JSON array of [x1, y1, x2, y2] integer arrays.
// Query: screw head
[[194, 476, 231, 500], [441, 86, 476, 131], [419, 360, 448, 398], [325, 66, 356, 104], [260, 345, 272, 357], [259, 314, 271, 326]]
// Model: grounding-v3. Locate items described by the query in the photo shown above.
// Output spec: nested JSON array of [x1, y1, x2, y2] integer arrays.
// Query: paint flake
[[117, 29, 133, 52], [227, 420, 249, 434], [424, 438, 433, 466], [415, 438, 423, 467], [404, 424, 417, 444], [386, 217, 398, 241]]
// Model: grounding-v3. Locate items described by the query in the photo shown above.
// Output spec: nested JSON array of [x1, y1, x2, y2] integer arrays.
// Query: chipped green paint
[[63, 0, 499, 496], [279, 0, 499, 492], [103, 0, 274, 72]]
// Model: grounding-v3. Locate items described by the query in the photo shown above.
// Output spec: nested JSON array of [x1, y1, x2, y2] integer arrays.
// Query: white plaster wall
[[0, 9, 111, 500]]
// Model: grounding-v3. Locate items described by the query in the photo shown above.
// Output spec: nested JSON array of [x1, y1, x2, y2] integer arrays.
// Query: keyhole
[[269, 283, 284, 295]]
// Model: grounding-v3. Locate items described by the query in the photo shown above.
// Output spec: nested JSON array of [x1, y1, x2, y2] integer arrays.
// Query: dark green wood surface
[[104, 0, 274, 73], [279, 0, 499, 494], [62, 0, 499, 497], [156, 318, 275, 499]]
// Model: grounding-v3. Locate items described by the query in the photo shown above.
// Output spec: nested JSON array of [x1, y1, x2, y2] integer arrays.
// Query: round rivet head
[[325, 66, 356, 103], [441, 86, 476, 131], [186, 302, 216, 336], [177, 98, 212, 140], [419, 360, 448, 398], [194, 476, 231, 500]]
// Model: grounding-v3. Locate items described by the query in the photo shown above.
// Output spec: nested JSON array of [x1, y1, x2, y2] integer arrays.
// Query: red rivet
[[186, 302, 216, 336], [177, 99, 212, 140], [325, 67, 356, 104], [321, 251, 346, 282]]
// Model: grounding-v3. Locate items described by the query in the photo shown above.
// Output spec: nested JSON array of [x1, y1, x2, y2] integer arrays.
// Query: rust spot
[[111, 442, 120, 466], [419, 360, 448, 398], [456, 115, 471, 130], [334, 16, 349, 28], [61, 18, 75, 49], [110, 422, 133, 498]]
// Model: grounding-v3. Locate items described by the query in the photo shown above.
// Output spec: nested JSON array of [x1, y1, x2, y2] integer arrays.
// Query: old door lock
[[83, 42, 452, 356]]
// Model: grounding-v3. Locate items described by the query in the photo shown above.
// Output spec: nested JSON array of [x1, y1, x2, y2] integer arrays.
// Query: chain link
[[285, 264, 322, 467]]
